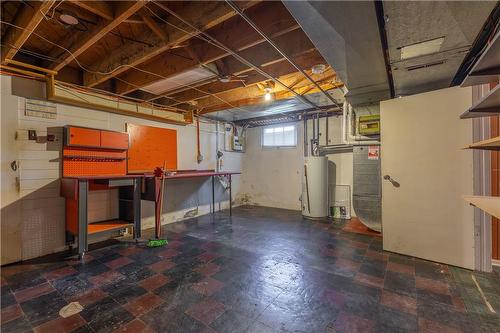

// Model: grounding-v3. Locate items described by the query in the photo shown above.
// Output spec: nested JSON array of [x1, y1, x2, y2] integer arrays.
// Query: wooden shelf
[[463, 196, 500, 219], [461, 31, 500, 87], [88, 220, 133, 234], [464, 136, 500, 151], [460, 84, 500, 119]]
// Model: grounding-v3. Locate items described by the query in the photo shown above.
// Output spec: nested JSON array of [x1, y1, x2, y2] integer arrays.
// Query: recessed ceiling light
[[59, 13, 79, 25]]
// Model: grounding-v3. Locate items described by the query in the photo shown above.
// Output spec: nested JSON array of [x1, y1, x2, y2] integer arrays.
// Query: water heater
[[302, 156, 328, 219]]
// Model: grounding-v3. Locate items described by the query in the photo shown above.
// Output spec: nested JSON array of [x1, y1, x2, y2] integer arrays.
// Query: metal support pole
[[212, 175, 215, 214], [303, 114, 308, 157], [229, 174, 232, 216], [133, 178, 142, 239], [325, 115, 329, 145], [78, 180, 88, 259], [316, 113, 320, 141], [312, 116, 316, 148]]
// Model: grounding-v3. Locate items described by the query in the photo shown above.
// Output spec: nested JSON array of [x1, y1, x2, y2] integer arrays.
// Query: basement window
[[262, 124, 297, 148]]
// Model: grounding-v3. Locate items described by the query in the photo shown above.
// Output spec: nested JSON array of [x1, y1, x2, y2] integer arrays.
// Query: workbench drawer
[[93, 178, 135, 187]]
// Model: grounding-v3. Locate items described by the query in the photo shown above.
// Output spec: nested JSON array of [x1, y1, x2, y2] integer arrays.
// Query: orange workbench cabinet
[[64, 126, 129, 150], [62, 126, 129, 177], [65, 126, 101, 148], [101, 130, 129, 150]]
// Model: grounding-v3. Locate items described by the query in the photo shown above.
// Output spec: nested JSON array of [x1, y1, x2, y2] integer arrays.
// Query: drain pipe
[[316, 113, 320, 142], [215, 121, 220, 172], [342, 101, 349, 144], [343, 102, 380, 145], [325, 114, 329, 145], [312, 114, 316, 147], [196, 116, 203, 164], [303, 114, 308, 157]]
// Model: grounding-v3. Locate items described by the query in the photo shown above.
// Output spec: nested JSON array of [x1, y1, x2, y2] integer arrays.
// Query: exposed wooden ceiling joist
[[164, 47, 324, 107], [200, 80, 342, 114], [129, 28, 314, 104], [49, 0, 147, 71], [197, 70, 337, 111], [1, 0, 339, 117], [149, 49, 325, 111], [1, 0, 56, 64], [113, 1, 300, 95], [83, 1, 259, 88], [138, 9, 168, 41], [69, 0, 114, 21]]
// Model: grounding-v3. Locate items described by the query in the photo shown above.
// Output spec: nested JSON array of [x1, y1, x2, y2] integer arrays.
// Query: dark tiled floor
[[1, 205, 499, 333]]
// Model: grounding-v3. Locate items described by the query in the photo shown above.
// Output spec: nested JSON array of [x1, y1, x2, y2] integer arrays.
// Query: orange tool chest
[[62, 126, 129, 177]]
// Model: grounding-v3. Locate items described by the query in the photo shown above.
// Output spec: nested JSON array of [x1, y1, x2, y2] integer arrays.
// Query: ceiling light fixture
[[59, 13, 79, 25], [311, 64, 326, 74], [264, 87, 273, 101]]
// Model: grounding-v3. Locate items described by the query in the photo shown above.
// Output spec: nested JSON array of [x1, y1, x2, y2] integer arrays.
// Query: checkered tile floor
[[1, 206, 499, 332]]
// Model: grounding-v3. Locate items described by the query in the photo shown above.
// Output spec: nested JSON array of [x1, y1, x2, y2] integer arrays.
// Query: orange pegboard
[[127, 123, 177, 173], [63, 147, 126, 159], [62, 147, 127, 177]]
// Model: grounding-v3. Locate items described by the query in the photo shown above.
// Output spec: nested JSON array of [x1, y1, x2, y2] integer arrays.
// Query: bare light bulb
[[264, 92, 272, 101]]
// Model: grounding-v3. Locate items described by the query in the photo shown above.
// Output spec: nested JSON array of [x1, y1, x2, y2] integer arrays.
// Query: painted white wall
[[1, 75, 22, 264], [240, 116, 355, 214], [0, 75, 243, 264], [240, 123, 304, 210], [380, 86, 474, 269]]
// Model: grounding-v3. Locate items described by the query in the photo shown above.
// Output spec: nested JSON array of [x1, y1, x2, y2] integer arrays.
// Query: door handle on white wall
[[383, 175, 400, 188]]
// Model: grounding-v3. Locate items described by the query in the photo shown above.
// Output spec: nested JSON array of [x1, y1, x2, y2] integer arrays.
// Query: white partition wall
[[380, 86, 474, 269]]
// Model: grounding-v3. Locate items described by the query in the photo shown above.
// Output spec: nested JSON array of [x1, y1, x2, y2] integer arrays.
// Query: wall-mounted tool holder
[[62, 126, 129, 177]]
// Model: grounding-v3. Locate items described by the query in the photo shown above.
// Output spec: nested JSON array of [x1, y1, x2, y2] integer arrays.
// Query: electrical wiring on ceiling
[[49, 0, 294, 116], [142, 4, 300, 120], [57, 80, 183, 113], [0, 20, 252, 116], [0, 39, 190, 113], [0, 0, 324, 122], [146, 2, 320, 111]]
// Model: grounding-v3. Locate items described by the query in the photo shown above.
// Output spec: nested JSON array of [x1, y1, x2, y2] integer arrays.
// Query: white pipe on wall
[[343, 102, 380, 145]]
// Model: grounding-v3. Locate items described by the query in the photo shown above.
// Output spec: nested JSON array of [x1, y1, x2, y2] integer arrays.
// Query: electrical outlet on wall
[[28, 130, 37, 140]]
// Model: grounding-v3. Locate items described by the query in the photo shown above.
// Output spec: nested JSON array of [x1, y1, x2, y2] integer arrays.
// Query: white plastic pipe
[[342, 101, 379, 145]]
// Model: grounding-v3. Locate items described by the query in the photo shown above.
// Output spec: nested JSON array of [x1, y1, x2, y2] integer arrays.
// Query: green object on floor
[[147, 239, 168, 247]]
